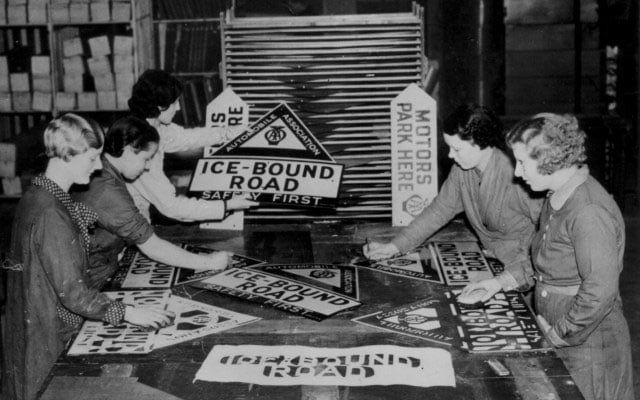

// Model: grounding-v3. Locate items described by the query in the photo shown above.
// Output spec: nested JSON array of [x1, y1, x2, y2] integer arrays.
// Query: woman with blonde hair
[[2, 114, 174, 400], [507, 113, 633, 400]]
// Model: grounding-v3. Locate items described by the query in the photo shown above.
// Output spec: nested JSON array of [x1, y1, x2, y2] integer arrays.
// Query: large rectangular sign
[[189, 157, 343, 208], [195, 345, 455, 387], [191, 267, 361, 320]]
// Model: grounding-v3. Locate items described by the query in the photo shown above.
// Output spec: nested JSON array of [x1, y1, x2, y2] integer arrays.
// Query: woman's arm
[[137, 233, 231, 271]]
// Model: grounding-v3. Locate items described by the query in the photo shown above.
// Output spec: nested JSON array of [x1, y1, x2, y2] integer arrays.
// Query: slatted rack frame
[[220, 3, 427, 220]]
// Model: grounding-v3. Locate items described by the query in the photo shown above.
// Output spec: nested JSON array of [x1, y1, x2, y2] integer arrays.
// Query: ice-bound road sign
[[391, 84, 438, 226], [190, 103, 344, 209]]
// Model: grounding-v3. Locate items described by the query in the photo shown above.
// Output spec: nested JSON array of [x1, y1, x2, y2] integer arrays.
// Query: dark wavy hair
[[443, 103, 504, 149], [128, 69, 183, 119], [103, 116, 160, 157], [505, 113, 587, 175]]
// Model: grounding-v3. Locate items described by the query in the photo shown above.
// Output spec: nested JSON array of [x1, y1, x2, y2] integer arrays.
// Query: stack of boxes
[[50, 0, 130, 23], [4, 0, 48, 23], [0, 142, 20, 196], [31, 55, 52, 111], [58, 31, 134, 111]]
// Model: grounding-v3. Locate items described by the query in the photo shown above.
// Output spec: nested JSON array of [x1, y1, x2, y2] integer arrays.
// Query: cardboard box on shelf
[[50, 3, 69, 23], [90, 1, 109, 21], [31, 56, 50, 76], [32, 75, 52, 92], [7, 4, 26, 24], [31, 91, 52, 111], [77, 92, 97, 110], [2, 177, 22, 195], [63, 56, 85, 75], [0, 92, 11, 111], [12, 91, 31, 111], [97, 90, 116, 109], [27, 3, 47, 23], [69, 2, 90, 22], [63, 74, 84, 92], [10, 73, 29, 92], [62, 37, 83, 58], [56, 91, 76, 110], [113, 54, 133, 73], [0, 57, 9, 92], [0, 142, 16, 161], [110, 1, 130, 21], [93, 73, 115, 91], [113, 35, 133, 55], [88, 35, 111, 58], [87, 56, 111, 76]]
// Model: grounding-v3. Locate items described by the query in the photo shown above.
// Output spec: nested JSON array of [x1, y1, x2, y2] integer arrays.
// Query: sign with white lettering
[[202, 88, 250, 230], [194, 345, 455, 387], [352, 247, 443, 283], [190, 267, 361, 320], [447, 289, 550, 353], [391, 84, 438, 226], [67, 290, 170, 355], [108, 246, 266, 290], [250, 263, 359, 300], [189, 103, 344, 208], [68, 291, 259, 355], [430, 242, 495, 286], [352, 297, 458, 346]]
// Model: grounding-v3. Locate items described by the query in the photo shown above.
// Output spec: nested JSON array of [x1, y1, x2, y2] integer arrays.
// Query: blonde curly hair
[[505, 113, 587, 174]]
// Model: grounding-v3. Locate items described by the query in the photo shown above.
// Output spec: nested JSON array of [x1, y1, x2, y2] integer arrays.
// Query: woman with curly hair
[[507, 113, 633, 400], [365, 103, 543, 301], [127, 69, 257, 223]]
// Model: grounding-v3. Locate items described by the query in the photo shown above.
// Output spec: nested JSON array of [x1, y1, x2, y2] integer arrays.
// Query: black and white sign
[[352, 297, 458, 346], [430, 242, 495, 286], [191, 267, 361, 320], [250, 263, 359, 299], [189, 103, 344, 209], [353, 246, 443, 283], [448, 289, 550, 353], [194, 345, 455, 387]]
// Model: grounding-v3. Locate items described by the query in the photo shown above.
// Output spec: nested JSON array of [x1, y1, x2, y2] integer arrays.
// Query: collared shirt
[[532, 170, 625, 346], [126, 122, 228, 222], [392, 148, 543, 290], [74, 156, 155, 289]]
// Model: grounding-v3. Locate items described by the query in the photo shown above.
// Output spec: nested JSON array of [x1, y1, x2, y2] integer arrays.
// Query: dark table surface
[[39, 220, 584, 400]]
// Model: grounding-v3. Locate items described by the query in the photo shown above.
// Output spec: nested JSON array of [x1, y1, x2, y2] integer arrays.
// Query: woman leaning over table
[[1, 114, 174, 400], [126, 69, 257, 223], [506, 113, 633, 400], [364, 103, 543, 300], [73, 115, 233, 290]]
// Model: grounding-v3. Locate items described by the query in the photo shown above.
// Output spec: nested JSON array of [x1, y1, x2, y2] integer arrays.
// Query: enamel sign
[[189, 103, 343, 208], [352, 246, 444, 283], [195, 345, 455, 388], [191, 267, 361, 320], [202, 88, 250, 230], [430, 242, 495, 286], [391, 84, 438, 226], [447, 289, 550, 353]]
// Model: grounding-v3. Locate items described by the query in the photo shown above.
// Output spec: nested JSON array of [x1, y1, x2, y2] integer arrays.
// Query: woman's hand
[[202, 250, 233, 271], [124, 306, 175, 331], [459, 278, 502, 303], [227, 193, 259, 211], [363, 241, 399, 261]]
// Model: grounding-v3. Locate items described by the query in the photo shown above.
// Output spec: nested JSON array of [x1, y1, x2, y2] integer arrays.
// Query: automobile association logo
[[265, 125, 287, 145], [391, 308, 441, 331], [310, 269, 336, 279], [402, 194, 427, 216]]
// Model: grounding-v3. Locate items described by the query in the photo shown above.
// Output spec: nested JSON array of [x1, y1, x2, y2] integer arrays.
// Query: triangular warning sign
[[250, 263, 359, 300], [213, 103, 334, 161]]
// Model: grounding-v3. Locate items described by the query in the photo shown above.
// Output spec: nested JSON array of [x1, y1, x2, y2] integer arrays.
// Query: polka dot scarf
[[32, 175, 98, 253]]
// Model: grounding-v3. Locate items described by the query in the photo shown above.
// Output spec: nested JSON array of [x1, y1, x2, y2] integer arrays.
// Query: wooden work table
[[39, 220, 584, 400]]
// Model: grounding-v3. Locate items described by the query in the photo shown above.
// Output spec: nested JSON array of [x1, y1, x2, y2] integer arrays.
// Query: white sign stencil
[[154, 296, 260, 349], [195, 345, 455, 387]]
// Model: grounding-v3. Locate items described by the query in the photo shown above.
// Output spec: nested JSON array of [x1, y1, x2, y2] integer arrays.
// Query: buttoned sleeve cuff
[[495, 271, 519, 292], [104, 301, 127, 326]]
